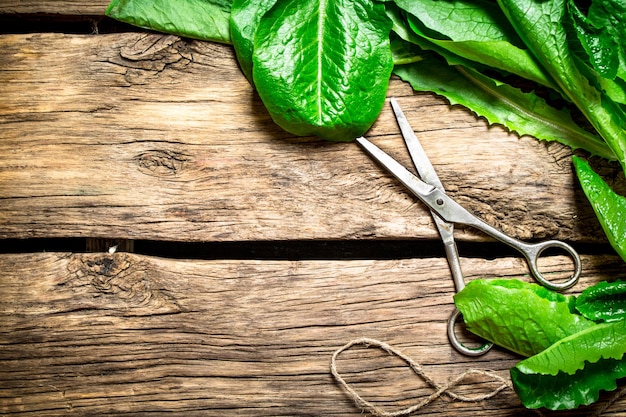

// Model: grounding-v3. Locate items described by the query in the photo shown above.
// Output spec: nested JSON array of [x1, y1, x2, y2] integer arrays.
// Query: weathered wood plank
[[1, 33, 624, 243], [0, 252, 624, 416], [0, 1, 109, 15]]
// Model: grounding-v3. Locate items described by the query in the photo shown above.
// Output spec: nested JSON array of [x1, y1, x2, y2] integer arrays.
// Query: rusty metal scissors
[[356, 97, 581, 356]]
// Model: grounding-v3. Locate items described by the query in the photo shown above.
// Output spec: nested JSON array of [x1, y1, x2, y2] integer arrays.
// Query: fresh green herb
[[106, 0, 233, 43], [230, 0, 277, 82], [392, 53, 615, 159], [391, 0, 560, 92], [456, 279, 626, 410], [250, 0, 394, 141], [576, 279, 626, 322], [573, 156, 626, 261], [453, 279, 594, 357], [511, 320, 626, 410]]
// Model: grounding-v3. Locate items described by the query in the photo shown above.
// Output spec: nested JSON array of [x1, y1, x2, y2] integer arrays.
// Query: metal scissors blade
[[391, 97, 444, 191], [389, 98, 465, 293]]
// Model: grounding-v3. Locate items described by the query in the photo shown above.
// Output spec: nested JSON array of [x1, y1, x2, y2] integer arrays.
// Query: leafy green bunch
[[454, 279, 626, 410], [386, 0, 626, 262], [106, 0, 626, 261]]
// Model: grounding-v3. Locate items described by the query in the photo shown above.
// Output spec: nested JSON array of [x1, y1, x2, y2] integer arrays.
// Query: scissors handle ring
[[523, 240, 581, 291], [447, 309, 493, 357]]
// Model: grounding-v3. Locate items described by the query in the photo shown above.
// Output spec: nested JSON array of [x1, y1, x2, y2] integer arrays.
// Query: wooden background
[[1, 2, 625, 416]]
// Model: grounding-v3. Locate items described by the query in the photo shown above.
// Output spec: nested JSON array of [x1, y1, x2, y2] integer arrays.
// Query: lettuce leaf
[[573, 156, 626, 262], [568, 0, 620, 80], [251, 0, 393, 141], [576, 279, 626, 322], [393, 55, 615, 159], [569, 0, 626, 82], [511, 320, 626, 410], [453, 279, 595, 357], [230, 0, 277, 82], [106, 0, 233, 43], [393, 0, 558, 91]]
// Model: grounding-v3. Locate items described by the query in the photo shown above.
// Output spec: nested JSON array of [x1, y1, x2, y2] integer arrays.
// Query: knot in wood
[[66, 253, 181, 314], [120, 34, 190, 68], [134, 149, 189, 178]]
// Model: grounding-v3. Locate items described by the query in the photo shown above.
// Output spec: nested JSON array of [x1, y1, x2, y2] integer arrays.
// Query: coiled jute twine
[[330, 337, 626, 417]]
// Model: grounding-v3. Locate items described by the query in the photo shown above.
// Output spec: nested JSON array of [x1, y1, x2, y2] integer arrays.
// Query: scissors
[[356, 97, 582, 356]]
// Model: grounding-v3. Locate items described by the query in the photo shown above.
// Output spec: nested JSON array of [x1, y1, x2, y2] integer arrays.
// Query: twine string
[[330, 337, 513, 417], [332, 337, 626, 416]]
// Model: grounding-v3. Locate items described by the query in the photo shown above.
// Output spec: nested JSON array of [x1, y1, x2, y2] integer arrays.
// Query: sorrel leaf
[[576, 279, 626, 322], [251, 0, 393, 141], [393, 55, 614, 159], [453, 279, 595, 357], [106, 0, 233, 43], [573, 156, 626, 262], [511, 320, 626, 410], [230, 0, 277, 82], [393, 0, 558, 91]]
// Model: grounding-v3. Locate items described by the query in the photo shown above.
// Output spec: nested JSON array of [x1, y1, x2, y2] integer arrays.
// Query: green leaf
[[106, 0, 233, 44], [581, 0, 626, 100], [576, 279, 626, 322], [497, 0, 626, 172], [252, 0, 393, 142], [511, 320, 626, 410], [393, 57, 615, 159], [392, 0, 558, 91], [386, 3, 487, 69], [397, 0, 519, 41], [389, 33, 424, 66], [564, 0, 626, 105], [585, 0, 626, 82], [567, 0, 620, 80], [573, 156, 626, 262], [453, 279, 595, 357], [230, 0, 277, 82]]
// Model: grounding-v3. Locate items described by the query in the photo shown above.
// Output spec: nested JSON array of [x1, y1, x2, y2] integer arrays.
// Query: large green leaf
[[573, 156, 626, 262], [568, 0, 620, 80], [582, 0, 626, 82], [511, 320, 626, 410], [576, 279, 626, 322], [230, 0, 277, 82], [251, 0, 393, 142], [392, 0, 557, 91], [393, 55, 615, 159], [106, 0, 233, 43], [497, 0, 626, 172], [453, 279, 595, 357]]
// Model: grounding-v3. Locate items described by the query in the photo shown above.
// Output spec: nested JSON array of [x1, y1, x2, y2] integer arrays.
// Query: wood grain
[[0, 0, 109, 15], [2, 6, 625, 417], [1, 252, 624, 416], [1, 33, 623, 243]]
